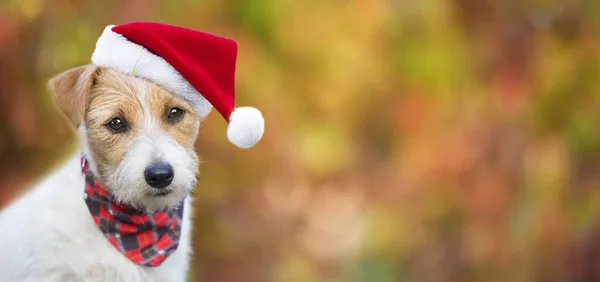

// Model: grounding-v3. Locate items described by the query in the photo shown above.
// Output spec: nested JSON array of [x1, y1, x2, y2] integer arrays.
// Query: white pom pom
[[227, 107, 264, 148]]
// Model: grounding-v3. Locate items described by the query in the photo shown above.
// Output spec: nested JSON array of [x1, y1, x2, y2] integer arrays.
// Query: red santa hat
[[91, 22, 264, 149]]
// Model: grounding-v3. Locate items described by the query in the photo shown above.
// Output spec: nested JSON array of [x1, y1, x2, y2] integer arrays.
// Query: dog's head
[[49, 65, 200, 211]]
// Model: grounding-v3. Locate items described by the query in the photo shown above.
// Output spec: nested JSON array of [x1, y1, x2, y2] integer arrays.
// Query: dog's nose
[[144, 163, 174, 188]]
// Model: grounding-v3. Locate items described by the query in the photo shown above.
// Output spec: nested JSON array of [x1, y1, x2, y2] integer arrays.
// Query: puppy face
[[50, 66, 200, 211]]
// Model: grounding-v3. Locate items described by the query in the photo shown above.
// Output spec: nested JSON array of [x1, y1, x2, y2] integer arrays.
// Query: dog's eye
[[106, 118, 127, 133], [167, 107, 185, 123]]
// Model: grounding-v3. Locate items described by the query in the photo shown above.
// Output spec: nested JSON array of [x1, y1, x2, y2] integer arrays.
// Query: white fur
[[109, 133, 197, 211], [0, 85, 199, 281], [0, 147, 193, 282], [227, 107, 264, 148], [104, 82, 199, 212], [91, 25, 212, 118]]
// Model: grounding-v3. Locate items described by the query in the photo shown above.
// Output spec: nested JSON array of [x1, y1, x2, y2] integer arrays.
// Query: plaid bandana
[[81, 156, 184, 267]]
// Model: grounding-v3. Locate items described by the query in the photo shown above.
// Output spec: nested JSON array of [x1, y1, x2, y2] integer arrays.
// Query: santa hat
[[91, 22, 264, 149]]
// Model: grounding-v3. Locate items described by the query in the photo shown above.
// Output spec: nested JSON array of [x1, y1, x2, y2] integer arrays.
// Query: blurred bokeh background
[[2, 0, 600, 281]]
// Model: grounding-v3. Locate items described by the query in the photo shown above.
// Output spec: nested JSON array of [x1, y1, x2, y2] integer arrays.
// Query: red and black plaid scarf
[[81, 156, 184, 267]]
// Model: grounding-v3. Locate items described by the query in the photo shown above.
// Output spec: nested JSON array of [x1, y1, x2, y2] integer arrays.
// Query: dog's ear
[[48, 64, 100, 128]]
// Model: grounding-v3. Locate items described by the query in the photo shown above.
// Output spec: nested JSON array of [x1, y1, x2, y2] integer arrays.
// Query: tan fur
[[88, 69, 198, 181], [50, 66, 199, 182], [149, 86, 199, 149], [84, 70, 139, 179], [48, 65, 99, 128]]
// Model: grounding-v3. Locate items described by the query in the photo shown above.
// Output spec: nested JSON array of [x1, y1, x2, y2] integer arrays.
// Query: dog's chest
[[57, 202, 192, 282], [0, 154, 192, 282]]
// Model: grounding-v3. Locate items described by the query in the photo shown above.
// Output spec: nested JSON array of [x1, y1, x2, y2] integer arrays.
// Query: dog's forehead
[[94, 69, 159, 101], [87, 68, 199, 146], [90, 69, 194, 115]]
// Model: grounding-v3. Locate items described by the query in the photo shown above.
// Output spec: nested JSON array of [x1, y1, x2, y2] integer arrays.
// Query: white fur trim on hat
[[227, 107, 264, 148], [91, 25, 212, 118]]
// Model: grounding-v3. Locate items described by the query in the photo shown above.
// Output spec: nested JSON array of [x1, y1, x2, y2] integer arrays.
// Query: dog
[[0, 65, 199, 282], [0, 22, 264, 282]]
